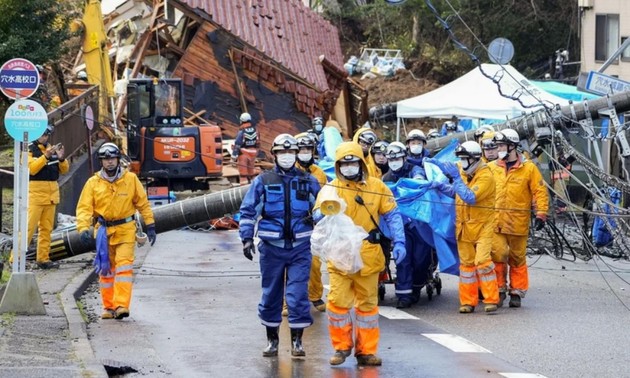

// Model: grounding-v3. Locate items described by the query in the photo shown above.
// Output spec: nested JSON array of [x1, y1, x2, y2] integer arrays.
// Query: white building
[[580, 0, 630, 79]]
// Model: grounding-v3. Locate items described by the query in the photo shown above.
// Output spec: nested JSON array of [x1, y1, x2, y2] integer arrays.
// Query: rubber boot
[[290, 328, 305, 357], [262, 327, 279, 357]]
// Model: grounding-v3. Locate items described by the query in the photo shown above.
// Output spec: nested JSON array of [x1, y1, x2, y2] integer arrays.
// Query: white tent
[[396, 64, 569, 120]]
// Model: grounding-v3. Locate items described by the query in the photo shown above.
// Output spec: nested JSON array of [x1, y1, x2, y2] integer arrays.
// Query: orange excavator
[[125, 78, 222, 191]]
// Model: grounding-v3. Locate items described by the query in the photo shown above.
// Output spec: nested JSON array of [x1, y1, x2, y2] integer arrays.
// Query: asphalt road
[[83, 229, 630, 378]]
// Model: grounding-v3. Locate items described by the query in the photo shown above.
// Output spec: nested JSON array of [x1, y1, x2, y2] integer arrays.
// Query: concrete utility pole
[[426, 91, 630, 151]]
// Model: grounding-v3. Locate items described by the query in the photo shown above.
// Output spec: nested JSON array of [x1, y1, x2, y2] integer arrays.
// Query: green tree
[[0, 0, 71, 144]]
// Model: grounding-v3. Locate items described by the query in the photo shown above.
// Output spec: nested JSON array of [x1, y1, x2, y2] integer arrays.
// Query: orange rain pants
[[492, 233, 529, 297], [326, 271, 379, 356], [99, 242, 135, 311], [237, 148, 257, 184], [458, 240, 499, 306]]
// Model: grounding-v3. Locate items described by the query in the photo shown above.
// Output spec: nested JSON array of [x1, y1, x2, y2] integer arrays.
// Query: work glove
[[80, 230, 92, 246], [534, 216, 546, 231], [441, 162, 461, 179], [147, 224, 157, 246], [392, 242, 406, 265], [243, 238, 256, 261]]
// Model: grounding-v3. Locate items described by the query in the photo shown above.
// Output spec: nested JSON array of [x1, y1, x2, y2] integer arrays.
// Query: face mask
[[314, 124, 323, 134], [298, 153, 312, 163], [340, 165, 360, 178], [498, 151, 508, 160], [388, 160, 403, 171], [276, 154, 296, 169], [409, 145, 423, 155]]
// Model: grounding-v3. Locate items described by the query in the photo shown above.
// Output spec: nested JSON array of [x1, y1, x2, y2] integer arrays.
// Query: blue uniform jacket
[[239, 166, 321, 248]]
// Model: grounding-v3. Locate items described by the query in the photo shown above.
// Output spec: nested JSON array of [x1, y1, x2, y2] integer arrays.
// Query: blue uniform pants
[[258, 241, 313, 329], [395, 223, 433, 301]]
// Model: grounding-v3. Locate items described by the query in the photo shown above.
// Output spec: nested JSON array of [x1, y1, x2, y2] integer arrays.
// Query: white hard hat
[[455, 141, 482, 159], [240, 113, 251, 123], [494, 129, 520, 145]]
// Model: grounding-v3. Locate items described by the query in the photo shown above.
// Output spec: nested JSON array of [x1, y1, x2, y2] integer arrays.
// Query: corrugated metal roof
[[178, 0, 343, 92]]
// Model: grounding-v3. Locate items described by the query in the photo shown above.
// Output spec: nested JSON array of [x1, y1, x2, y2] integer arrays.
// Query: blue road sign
[[0, 58, 40, 100], [3, 99, 48, 141], [584, 70, 630, 96]]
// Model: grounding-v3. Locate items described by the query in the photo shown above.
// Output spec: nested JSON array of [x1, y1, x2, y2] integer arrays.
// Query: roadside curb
[[60, 266, 108, 377]]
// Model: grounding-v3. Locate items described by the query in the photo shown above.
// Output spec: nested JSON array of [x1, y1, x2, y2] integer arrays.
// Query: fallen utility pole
[[425, 90, 630, 151], [48, 185, 250, 261]]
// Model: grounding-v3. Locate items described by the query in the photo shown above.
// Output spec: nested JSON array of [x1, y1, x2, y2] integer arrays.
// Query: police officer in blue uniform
[[238, 134, 321, 358], [382, 142, 430, 308]]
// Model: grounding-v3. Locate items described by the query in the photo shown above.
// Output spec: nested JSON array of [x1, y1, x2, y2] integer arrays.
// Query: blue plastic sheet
[[94, 220, 111, 276], [386, 165, 459, 275], [592, 187, 621, 247]]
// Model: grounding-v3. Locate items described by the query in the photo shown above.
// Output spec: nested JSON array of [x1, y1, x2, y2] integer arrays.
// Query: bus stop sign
[[0, 58, 40, 100], [3, 99, 48, 141]]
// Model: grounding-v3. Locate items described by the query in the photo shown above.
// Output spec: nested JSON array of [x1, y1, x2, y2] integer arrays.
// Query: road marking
[[499, 374, 548, 378], [422, 333, 492, 353], [378, 306, 420, 319]]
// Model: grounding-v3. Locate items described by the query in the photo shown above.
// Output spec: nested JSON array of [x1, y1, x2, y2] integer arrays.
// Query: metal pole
[[19, 133, 29, 272], [11, 139, 20, 273]]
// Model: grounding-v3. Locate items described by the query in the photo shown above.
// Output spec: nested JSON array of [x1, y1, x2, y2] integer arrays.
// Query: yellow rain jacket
[[314, 141, 397, 276], [455, 163, 496, 242], [491, 156, 549, 236], [297, 163, 327, 187], [352, 127, 382, 179], [28, 143, 69, 205], [76, 169, 155, 245]]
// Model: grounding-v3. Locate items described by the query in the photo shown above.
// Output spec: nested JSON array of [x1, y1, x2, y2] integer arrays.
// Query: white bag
[[311, 189, 367, 274]]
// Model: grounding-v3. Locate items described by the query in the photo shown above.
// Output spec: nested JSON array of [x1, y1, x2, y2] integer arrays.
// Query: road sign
[[583, 70, 630, 96], [83, 104, 94, 130], [0, 58, 41, 100], [3, 99, 48, 141]]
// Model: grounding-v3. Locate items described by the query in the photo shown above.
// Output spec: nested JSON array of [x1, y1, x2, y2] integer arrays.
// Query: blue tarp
[[592, 187, 621, 247], [531, 80, 600, 102], [385, 153, 460, 275]]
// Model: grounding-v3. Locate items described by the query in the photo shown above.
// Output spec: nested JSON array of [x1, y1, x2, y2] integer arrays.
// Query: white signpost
[[0, 59, 47, 314]]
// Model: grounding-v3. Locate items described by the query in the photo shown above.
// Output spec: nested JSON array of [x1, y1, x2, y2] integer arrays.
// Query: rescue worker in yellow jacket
[[352, 127, 381, 179], [429, 142, 499, 313], [27, 125, 69, 269], [480, 132, 498, 163], [76, 143, 156, 320], [296, 132, 328, 312], [491, 129, 549, 308], [313, 141, 406, 366]]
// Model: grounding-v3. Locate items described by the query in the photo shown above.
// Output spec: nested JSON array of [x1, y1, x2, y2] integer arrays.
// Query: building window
[[595, 14, 619, 61], [622, 37, 630, 61]]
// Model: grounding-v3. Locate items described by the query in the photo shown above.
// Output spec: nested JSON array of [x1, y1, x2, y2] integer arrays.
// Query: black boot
[[262, 327, 279, 357], [290, 328, 305, 357]]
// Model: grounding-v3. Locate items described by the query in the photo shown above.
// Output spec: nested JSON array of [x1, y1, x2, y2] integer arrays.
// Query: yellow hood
[[334, 141, 369, 182]]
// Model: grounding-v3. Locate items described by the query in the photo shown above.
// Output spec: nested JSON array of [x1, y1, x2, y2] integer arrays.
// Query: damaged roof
[[178, 0, 344, 92]]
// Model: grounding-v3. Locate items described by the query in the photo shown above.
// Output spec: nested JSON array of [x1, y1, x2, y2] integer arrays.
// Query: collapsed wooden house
[[93, 0, 368, 155]]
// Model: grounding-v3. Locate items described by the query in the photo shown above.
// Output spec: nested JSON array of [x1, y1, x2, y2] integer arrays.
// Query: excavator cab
[[126, 78, 222, 191]]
